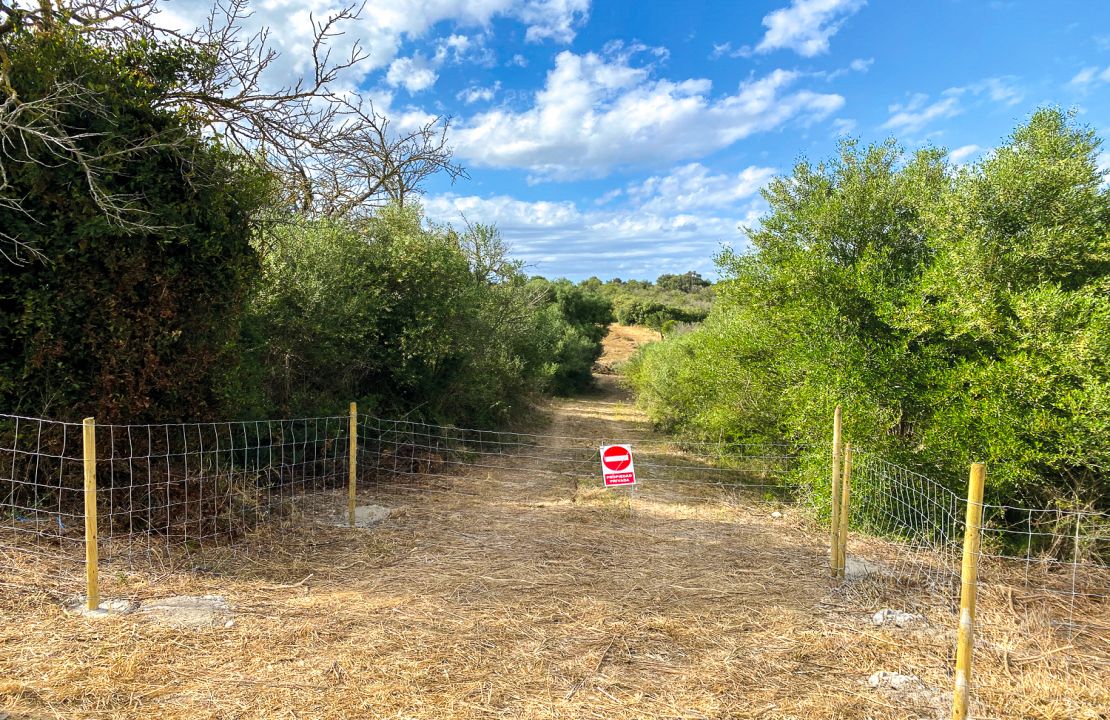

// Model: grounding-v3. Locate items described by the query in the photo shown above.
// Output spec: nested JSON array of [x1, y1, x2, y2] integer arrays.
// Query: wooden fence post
[[830, 405, 842, 577], [348, 402, 358, 527], [837, 443, 853, 579], [82, 417, 99, 611], [951, 463, 986, 720]]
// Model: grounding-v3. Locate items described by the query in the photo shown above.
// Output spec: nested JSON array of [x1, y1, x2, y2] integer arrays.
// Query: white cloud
[[423, 191, 763, 279], [457, 82, 502, 104], [822, 57, 874, 81], [754, 0, 867, 57], [1097, 151, 1110, 186], [948, 144, 982, 164], [1070, 67, 1100, 87], [882, 77, 1023, 134], [1068, 65, 1110, 89], [386, 54, 439, 93], [509, 53, 530, 67], [453, 50, 843, 179], [628, 164, 775, 214], [422, 161, 778, 278], [882, 93, 962, 133], [518, 0, 590, 43], [831, 117, 857, 135], [595, 188, 623, 205], [157, 0, 588, 92], [969, 77, 1024, 106]]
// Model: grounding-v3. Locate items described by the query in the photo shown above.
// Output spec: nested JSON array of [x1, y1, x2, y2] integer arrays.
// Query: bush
[[628, 109, 1110, 513], [244, 209, 613, 425], [0, 28, 273, 422]]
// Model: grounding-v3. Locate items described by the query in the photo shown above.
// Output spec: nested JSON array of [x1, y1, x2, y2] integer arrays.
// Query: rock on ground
[[135, 595, 231, 628]]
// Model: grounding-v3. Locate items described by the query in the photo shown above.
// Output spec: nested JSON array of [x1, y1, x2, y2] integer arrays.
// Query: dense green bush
[[243, 210, 613, 425], [0, 28, 273, 422], [525, 278, 614, 393], [582, 274, 712, 331], [628, 109, 1110, 513]]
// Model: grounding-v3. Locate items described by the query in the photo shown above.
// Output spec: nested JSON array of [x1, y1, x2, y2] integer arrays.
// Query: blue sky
[[169, 0, 1110, 280]]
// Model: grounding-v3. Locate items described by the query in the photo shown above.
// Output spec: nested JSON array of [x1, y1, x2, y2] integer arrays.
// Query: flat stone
[[872, 609, 925, 627], [845, 556, 883, 579], [135, 595, 230, 628], [67, 597, 136, 618], [350, 504, 391, 528]]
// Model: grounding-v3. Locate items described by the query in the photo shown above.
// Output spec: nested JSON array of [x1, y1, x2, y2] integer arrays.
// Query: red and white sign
[[601, 444, 637, 486]]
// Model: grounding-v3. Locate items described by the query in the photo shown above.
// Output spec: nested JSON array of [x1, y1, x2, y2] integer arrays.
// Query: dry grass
[[595, 323, 661, 373], [1, 371, 1107, 719]]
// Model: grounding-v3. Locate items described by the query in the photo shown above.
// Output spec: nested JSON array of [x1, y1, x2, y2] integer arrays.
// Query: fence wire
[[3, 409, 1108, 703], [1, 413, 352, 588]]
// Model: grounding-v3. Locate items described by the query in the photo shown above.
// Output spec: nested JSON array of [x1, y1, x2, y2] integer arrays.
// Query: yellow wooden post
[[951, 463, 986, 720], [82, 417, 99, 611], [829, 405, 842, 577], [348, 402, 358, 527], [837, 443, 853, 579]]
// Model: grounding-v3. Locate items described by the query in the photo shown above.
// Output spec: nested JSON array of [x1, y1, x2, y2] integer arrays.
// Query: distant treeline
[[580, 272, 714, 332], [628, 109, 1110, 513]]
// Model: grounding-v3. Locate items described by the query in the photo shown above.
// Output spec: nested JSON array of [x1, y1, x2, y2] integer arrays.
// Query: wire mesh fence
[[1, 412, 352, 593], [3, 408, 1108, 713], [356, 414, 806, 518]]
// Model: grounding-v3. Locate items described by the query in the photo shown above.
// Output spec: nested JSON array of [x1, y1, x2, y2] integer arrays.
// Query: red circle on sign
[[603, 446, 632, 471]]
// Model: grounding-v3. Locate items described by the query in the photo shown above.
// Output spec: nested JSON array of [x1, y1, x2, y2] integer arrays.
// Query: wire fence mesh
[[2, 409, 1108, 711], [1, 412, 352, 592]]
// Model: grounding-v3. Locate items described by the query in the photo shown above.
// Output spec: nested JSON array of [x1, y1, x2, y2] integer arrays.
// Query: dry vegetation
[[594, 323, 661, 374], [0, 329, 1106, 719]]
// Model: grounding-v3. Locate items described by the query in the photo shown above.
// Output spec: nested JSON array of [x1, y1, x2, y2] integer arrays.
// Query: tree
[[0, 26, 274, 420], [0, 0, 464, 263], [628, 109, 1110, 514]]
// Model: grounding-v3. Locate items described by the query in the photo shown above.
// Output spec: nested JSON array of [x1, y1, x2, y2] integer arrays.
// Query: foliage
[[525, 278, 614, 394], [627, 109, 1110, 513], [244, 209, 613, 425], [581, 274, 713, 332], [0, 27, 273, 422]]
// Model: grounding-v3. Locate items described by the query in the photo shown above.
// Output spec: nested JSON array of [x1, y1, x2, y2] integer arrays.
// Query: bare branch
[[0, 0, 467, 263]]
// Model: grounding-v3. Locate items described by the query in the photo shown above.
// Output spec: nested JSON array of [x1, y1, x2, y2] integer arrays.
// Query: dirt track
[[0, 326, 1104, 719]]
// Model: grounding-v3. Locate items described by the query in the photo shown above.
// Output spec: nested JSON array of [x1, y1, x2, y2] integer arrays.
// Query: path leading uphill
[[2, 326, 1098, 719]]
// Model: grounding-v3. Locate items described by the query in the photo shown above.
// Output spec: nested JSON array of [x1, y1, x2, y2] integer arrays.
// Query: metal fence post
[[951, 463, 986, 720], [82, 417, 99, 611]]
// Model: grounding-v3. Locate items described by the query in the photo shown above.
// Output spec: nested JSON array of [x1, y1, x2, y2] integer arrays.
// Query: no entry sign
[[600, 444, 637, 486]]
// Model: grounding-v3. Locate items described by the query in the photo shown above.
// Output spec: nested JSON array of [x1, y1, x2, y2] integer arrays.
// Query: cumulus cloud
[[156, 0, 589, 92], [386, 54, 439, 93], [628, 164, 776, 214], [517, 0, 590, 43], [453, 50, 843, 179], [424, 191, 763, 279], [422, 161, 777, 279], [754, 0, 867, 57]]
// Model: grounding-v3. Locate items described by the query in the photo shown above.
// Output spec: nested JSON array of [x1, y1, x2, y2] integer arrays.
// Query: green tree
[[0, 27, 273, 421], [628, 108, 1110, 515]]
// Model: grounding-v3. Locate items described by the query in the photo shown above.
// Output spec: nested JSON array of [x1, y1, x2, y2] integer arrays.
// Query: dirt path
[[1, 327, 1102, 719]]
